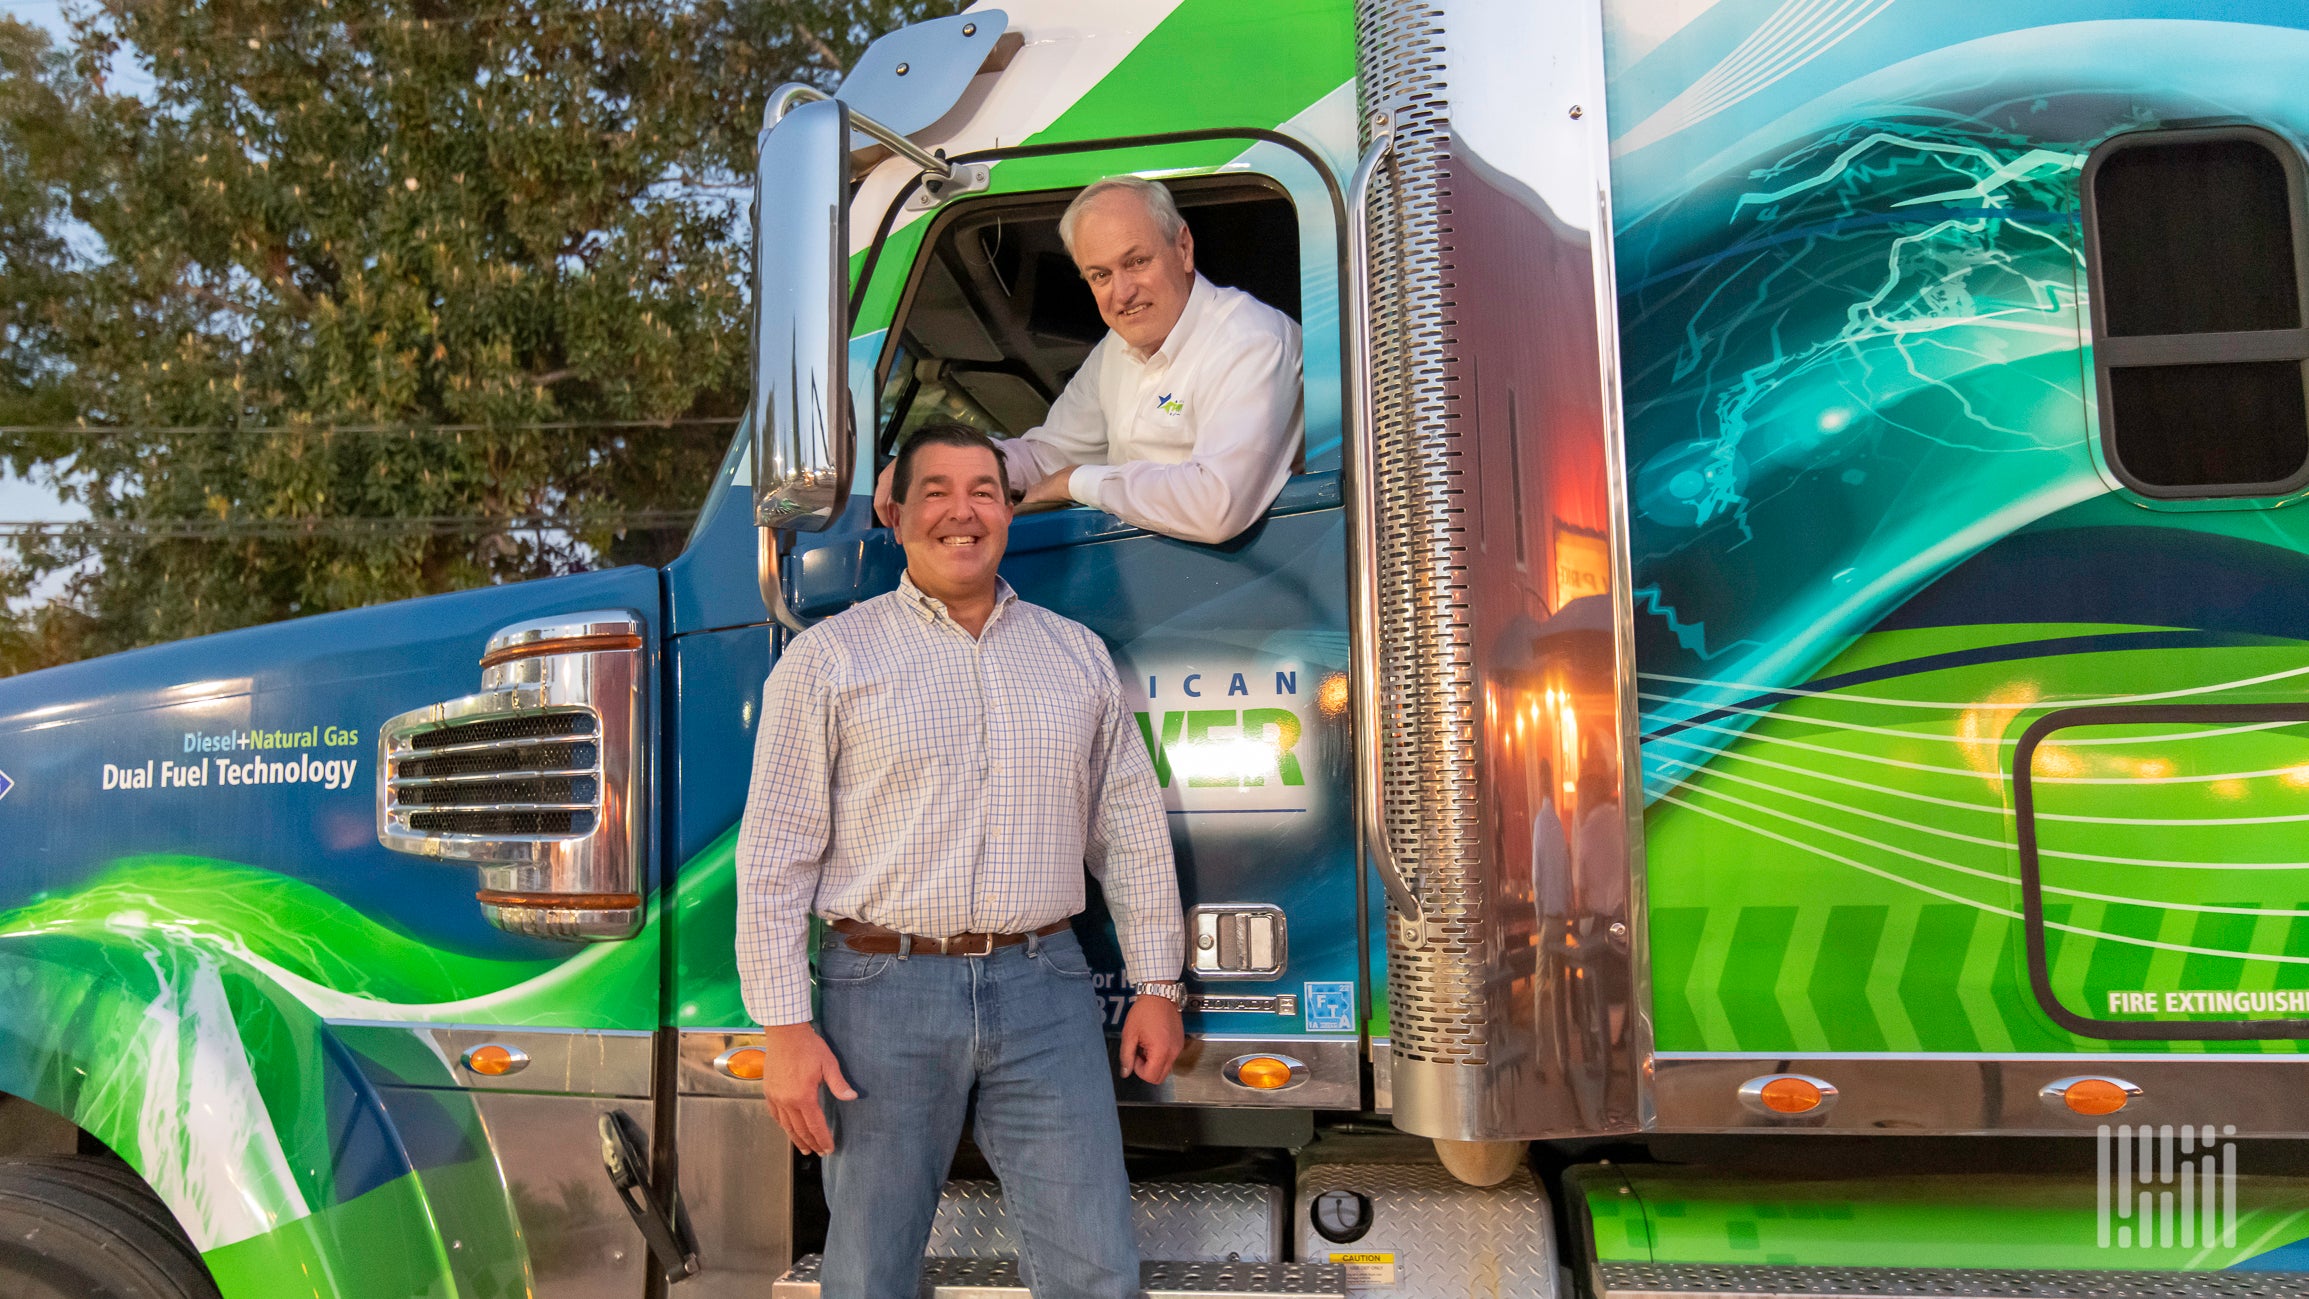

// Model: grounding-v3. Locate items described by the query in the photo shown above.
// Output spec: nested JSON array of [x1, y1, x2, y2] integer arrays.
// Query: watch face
[[1310, 1189, 1373, 1244]]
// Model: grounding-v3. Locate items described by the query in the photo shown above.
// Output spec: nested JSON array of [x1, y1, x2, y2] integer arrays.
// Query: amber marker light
[[715, 1045, 768, 1082], [1222, 1053, 1306, 1091], [462, 1044, 529, 1077], [1737, 1073, 1837, 1117], [2042, 1076, 2140, 1117], [1759, 1077, 1822, 1113]]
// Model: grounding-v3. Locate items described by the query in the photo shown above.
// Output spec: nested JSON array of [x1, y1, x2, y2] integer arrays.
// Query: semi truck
[[8, 0, 2309, 1295]]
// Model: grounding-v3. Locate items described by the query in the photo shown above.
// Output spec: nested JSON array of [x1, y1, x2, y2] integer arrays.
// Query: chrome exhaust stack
[[1351, 0, 1646, 1141]]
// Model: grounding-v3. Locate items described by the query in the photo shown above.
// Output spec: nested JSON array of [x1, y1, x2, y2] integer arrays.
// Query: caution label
[[1328, 1252, 1397, 1288]]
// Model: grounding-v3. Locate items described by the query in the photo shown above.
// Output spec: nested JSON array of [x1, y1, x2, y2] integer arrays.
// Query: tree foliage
[[0, 0, 950, 672]]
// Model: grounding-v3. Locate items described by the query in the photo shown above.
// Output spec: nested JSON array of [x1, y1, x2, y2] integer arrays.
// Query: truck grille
[[375, 608, 647, 942], [384, 708, 603, 842]]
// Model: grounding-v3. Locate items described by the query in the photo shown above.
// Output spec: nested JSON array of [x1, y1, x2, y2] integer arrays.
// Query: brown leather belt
[[828, 917, 1071, 957]]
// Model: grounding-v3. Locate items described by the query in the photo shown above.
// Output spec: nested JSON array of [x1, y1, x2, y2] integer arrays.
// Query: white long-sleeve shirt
[[734, 573, 1184, 1027], [999, 275, 1302, 545]]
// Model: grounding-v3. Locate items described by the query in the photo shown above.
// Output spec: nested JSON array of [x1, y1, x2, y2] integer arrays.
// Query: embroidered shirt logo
[[1153, 392, 1185, 416]]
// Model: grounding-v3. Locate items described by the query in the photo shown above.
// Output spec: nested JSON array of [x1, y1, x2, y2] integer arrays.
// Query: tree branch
[[790, 19, 841, 72]]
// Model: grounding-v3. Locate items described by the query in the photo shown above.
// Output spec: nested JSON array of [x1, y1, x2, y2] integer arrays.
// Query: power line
[[0, 509, 699, 538], [0, 415, 741, 437]]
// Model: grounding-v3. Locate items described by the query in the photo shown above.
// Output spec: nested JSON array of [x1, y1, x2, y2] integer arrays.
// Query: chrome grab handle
[[766, 83, 954, 182], [1345, 115, 1424, 936]]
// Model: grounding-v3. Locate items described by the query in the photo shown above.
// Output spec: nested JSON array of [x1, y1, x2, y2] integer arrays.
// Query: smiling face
[[1069, 187, 1196, 354], [893, 440, 1012, 607]]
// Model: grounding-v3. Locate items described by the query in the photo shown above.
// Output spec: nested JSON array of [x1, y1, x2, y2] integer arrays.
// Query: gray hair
[[1057, 175, 1186, 256]]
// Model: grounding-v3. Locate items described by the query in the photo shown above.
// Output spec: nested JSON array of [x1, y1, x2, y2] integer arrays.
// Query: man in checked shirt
[[737, 423, 1186, 1299]]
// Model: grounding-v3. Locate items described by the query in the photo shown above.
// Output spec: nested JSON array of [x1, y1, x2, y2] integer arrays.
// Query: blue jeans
[[816, 928, 1138, 1299]]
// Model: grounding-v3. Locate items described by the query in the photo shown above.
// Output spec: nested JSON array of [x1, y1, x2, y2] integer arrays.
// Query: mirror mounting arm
[[766, 84, 955, 185]]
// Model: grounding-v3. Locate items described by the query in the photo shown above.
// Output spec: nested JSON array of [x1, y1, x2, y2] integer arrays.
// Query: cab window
[[873, 176, 1304, 466]]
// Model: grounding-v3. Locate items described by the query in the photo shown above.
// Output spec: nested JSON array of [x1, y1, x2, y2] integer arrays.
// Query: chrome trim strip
[[1119, 1035, 1358, 1110], [682, 1028, 1357, 1109], [484, 611, 649, 659], [328, 1022, 654, 1097], [1651, 1055, 2309, 1136]]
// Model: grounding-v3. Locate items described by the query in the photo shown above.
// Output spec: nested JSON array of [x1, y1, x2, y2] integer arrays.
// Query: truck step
[[771, 1255, 1346, 1299], [1595, 1262, 2309, 1297], [931, 1178, 1286, 1262], [1295, 1161, 1561, 1299]]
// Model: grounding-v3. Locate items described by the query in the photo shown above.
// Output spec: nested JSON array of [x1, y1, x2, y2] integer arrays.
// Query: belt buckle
[[943, 932, 995, 957]]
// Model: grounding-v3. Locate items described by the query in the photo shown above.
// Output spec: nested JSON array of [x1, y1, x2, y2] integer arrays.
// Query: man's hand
[[873, 459, 899, 529], [758, 1022, 857, 1155], [1118, 994, 1184, 1084], [1021, 467, 1076, 507]]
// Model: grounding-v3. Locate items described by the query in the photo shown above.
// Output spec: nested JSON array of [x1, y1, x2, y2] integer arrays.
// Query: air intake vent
[[408, 711, 595, 749], [377, 610, 647, 941], [396, 742, 599, 781], [396, 776, 598, 808], [408, 809, 594, 836], [386, 709, 601, 831]]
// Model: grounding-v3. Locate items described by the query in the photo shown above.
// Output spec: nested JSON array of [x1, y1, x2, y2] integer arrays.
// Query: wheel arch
[[0, 928, 480, 1298]]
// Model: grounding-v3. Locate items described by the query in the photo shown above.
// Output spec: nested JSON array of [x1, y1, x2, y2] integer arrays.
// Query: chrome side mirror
[[751, 95, 852, 532]]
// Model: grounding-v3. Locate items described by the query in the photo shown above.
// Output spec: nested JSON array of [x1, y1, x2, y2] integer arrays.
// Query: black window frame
[[2081, 124, 2309, 500]]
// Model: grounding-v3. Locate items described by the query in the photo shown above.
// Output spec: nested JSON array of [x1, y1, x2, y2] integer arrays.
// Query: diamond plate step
[[1294, 1162, 1560, 1298], [1595, 1262, 2309, 1298], [771, 1254, 1346, 1299], [930, 1179, 1285, 1262]]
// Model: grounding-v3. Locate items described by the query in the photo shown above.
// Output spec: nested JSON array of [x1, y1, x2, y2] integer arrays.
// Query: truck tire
[[0, 1156, 220, 1299]]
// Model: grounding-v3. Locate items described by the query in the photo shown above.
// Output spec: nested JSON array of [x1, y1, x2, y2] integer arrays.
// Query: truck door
[[783, 152, 1366, 1111]]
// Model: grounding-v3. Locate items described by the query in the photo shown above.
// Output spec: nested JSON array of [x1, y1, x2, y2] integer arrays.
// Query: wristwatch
[[1135, 979, 1186, 1008]]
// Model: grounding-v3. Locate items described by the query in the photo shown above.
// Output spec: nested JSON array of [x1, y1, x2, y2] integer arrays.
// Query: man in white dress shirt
[[876, 175, 1303, 545]]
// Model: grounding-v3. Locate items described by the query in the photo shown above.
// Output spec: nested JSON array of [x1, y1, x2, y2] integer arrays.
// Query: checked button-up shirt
[[735, 572, 1184, 1027]]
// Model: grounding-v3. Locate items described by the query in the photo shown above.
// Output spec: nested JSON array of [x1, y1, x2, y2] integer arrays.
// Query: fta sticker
[[1329, 1252, 1397, 1287], [1304, 982, 1354, 1031]]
